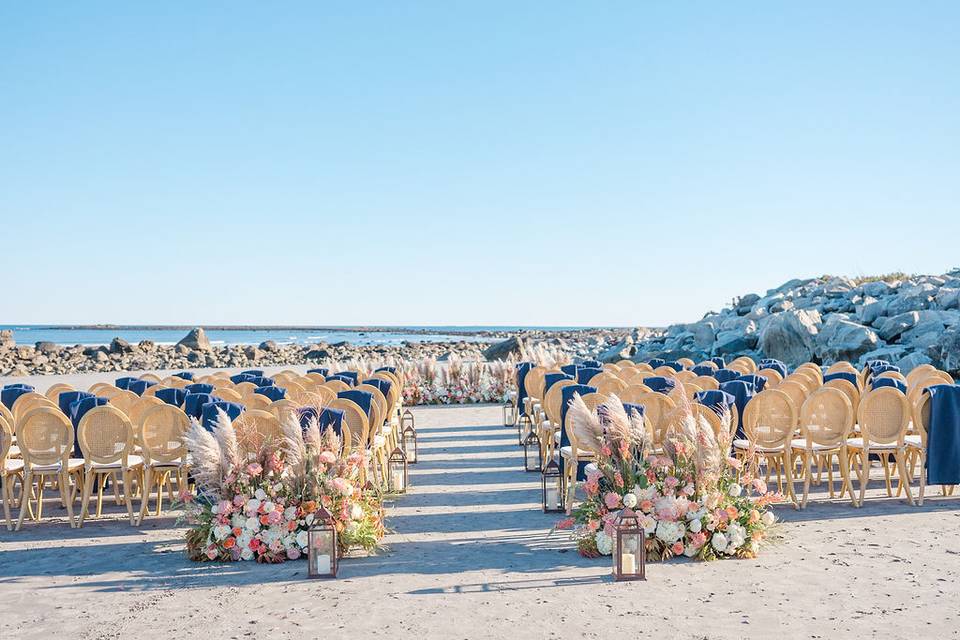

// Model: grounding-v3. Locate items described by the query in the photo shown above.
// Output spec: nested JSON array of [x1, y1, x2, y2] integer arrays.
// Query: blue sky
[[1, 3, 958, 327]]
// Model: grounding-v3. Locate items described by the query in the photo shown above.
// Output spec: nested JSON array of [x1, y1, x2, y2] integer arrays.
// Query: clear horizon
[[2, 3, 958, 327]]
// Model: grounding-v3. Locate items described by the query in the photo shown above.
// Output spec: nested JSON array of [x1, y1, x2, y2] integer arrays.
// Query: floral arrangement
[[182, 410, 385, 563], [558, 394, 781, 561]]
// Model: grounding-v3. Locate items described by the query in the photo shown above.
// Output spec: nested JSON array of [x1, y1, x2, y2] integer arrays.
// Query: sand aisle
[[1, 404, 958, 639]]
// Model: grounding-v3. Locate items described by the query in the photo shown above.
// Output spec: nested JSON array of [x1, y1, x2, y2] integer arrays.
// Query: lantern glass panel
[[523, 432, 541, 472], [389, 448, 407, 493], [541, 460, 563, 513], [402, 426, 418, 464]]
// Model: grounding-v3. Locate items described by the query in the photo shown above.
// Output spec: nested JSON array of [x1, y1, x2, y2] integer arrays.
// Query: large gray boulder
[[876, 311, 919, 341], [483, 336, 527, 361], [885, 284, 936, 316], [177, 327, 211, 351], [0, 330, 14, 349], [713, 330, 757, 355], [937, 328, 960, 375], [758, 309, 821, 366], [598, 338, 635, 363], [816, 319, 879, 363], [896, 351, 934, 373]]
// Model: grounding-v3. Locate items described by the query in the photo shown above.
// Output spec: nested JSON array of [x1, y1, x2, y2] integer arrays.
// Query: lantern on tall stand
[[612, 507, 646, 581], [401, 422, 418, 464], [307, 507, 338, 579], [541, 459, 564, 513], [388, 446, 408, 493], [523, 430, 541, 472]]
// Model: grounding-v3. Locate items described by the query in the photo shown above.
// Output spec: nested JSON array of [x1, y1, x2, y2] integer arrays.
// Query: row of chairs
[[0, 366, 406, 530]]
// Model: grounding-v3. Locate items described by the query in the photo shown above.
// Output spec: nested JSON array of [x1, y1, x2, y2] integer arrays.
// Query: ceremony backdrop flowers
[[557, 394, 781, 561], [182, 410, 385, 563]]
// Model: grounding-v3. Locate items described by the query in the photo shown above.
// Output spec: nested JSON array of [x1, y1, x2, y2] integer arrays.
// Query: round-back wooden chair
[[44, 383, 75, 403], [849, 387, 914, 506], [137, 404, 190, 524], [15, 407, 84, 530], [736, 388, 798, 505], [77, 405, 141, 525], [792, 387, 855, 508]]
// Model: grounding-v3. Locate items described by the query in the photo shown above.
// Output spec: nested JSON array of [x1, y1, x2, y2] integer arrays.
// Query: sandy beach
[[2, 403, 957, 640]]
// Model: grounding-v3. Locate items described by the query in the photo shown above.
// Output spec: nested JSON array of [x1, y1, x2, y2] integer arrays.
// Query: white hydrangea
[[688, 519, 702, 534], [350, 503, 364, 521], [634, 485, 657, 502], [284, 506, 298, 521], [212, 524, 231, 541], [244, 516, 260, 531], [728, 483, 742, 497], [262, 501, 275, 513], [622, 493, 638, 509], [726, 522, 746, 552], [595, 531, 613, 555], [711, 532, 728, 554], [655, 520, 685, 545], [240, 547, 254, 561], [640, 515, 657, 536], [295, 530, 309, 549], [762, 511, 776, 526], [245, 498, 260, 515], [254, 488, 267, 501]]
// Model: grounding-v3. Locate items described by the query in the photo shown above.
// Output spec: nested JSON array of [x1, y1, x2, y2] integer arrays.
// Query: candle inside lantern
[[314, 553, 331, 574], [391, 468, 405, 490], [621, 552, 636, 574], [546, 487, 559, 509]]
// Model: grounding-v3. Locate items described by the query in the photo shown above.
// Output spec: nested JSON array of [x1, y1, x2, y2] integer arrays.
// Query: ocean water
[[0, 325, 590, 347]]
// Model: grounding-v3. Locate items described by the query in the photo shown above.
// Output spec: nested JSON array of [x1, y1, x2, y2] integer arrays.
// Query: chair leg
[[138, 467, 153, 526], [123, 469, 136, 526], [800, 450, 811, 509], [36, 475, 46, 521], [839, 446, 856, 507], [79, 470, 96, 527], [96, 473, 107, 518], [880, 454, 893, 496], [15, 470, 33, 531], [896, 451, 914, 506], [111, 471, 123, 506], [59, 470, 76, 528], [917, 452, 926, 506], [2, 476, 11, 532], [857, 448, 869, 507]]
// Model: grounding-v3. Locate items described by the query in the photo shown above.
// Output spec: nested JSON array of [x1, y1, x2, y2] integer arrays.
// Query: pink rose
[[287, 547, 301, 560], [603, 492, 621, 510], [246, 463, 263, 477], [671, 541, 684, 555], [233, 495, 245, 506], [319, 451, 337, 465], [205, 547, 218, 560]]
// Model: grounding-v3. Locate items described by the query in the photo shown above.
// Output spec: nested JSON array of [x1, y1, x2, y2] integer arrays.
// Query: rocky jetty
[[614, 270, 960, 374]]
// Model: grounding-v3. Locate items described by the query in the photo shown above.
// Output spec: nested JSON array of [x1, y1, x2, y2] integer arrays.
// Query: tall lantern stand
[[307, 507, 338, 579], [613, 507, 646, 581], [401, 422, 418, 464], [388, 446, 408, 493], [523, 430, 542, 472], [541, 459, 564, 513]]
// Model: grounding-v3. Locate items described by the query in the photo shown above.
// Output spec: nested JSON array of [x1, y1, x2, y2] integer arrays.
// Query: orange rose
[[748, 509, 760, 524], [726, 506, 739, 520], [232, 527, 242, 537], [223, 537, 236, 549], [259, 514, 270, 525], [301, 500, 317, 514]]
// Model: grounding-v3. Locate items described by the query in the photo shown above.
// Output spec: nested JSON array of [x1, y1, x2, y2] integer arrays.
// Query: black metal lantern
[[517, 409, 532, 446], [401, 409, 414, 433], [503, 398, 516, 427], [388, 446, 408, 493], [613, 507, 646, 581], [307, 507, 338, 579], [541, 459, 564, 513], [401, 422, 418, 464], [523, 430, 541, 472]]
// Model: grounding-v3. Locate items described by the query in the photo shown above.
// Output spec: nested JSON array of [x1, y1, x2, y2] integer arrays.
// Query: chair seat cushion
[[7, 445, 20, 458], [846, 436, 920, 449], [89, 455, 144, 470], [560, 445, 594, 460], [732, 439, 786, 453], [29, 459, 85, 473], [790, 439, 839, 452], [373, 435, 387, 448], [3, 459, 24, 473]]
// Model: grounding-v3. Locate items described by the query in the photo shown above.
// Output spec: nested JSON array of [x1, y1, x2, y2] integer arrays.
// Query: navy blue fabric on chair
[[621, 402, 645, 420], [334, 371, 360, 386], [242, 369, 265, 377], [184, 393, 216, 419], [713, 369, 741, 384], [308, 368, 330, 377], [156, 387, 187, 407], [695, 389, 737, 417], [560, 364, 578, 378], [173, 371, 194, 381], [297, 407, 319, 429], [872, 377, 907, 393], [256, 385, 286, 402], [559, 384, 597, 482], [544, 373, 574, 394], [759, 359, 788, 379], [924, 385, 960, 485], [739, 374, 767, 393], [692, 365, 715, 377], [59, 390, 94, 417], [201, 401, 244, 431], [375, 366, 397, 375], [866, 363, 900, 384], [115, 377, 138, 390], [230, 373, 257, 385], [647, 358, 665, 369], [2, 385, 35, 410], [247, 376, 274, 388], [127, 380, 156, 396], [70, 396, 109, 456], [185, 383, 214, 395], [320, 408, 345, 435], [663, 361, 684, 372], [644, 376, 677, 394], [719, 380, 756, 438], [327, 374, 355, 387], [580, 360, 602, 369], [516, 362, 534, 417], [710, 357, 726, 369], [363, 378, 392, 399], [576, 367, 603, 385], [338, 390, 373, 419], [823, 371, 858, 387]]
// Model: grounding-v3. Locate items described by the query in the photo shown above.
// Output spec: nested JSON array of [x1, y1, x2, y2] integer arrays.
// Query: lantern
[[401, 422, 418, 464], [401, 409, 414, 433], [502, 397, 516, 427], [612, 507, 646, 581], [307, 507, 338, 579], [388, 446, 408, 493], [541, 459, 564, 513], [523, 430, 541, 472]]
